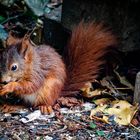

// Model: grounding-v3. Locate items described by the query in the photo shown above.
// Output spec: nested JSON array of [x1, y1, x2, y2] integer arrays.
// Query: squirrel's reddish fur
[[0, 22, 116, 113], [63, 22, 116, 94]]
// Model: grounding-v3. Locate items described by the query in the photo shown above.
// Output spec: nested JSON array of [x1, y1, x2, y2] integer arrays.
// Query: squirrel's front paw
[[0, 82, 18, 95], [0, 86, 9, 96]]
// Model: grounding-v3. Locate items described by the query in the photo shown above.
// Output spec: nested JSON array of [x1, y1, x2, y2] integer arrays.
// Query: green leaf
[[89, 122, 96, 129], [0, 16, 5, 22], [96, 130, 105, 136]]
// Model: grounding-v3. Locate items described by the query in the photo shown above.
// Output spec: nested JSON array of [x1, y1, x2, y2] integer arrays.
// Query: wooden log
[[134, 72, 140, 104]]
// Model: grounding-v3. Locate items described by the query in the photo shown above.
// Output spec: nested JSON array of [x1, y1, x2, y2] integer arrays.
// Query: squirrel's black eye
[[11, 64, 18, 71]]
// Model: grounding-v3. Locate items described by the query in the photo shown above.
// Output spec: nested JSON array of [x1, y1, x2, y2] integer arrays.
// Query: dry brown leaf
[[93, 98, 112, 106], [90, 100, 138, 125], [81, 82, 93, 93], [82, 89, 102, 98], [90, 113, 109, 123], [81, 82, 102, 98], [66, 121, 83, 132], [55, 111, 64, 121], [57, 97, 81, 107]]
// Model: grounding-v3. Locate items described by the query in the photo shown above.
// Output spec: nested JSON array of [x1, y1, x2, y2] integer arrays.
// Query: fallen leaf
[[53, 103, 61, 111], [57, 97, 81, 107], [93, 98, 112, 106], [83, 89, 102, 98], [90, 115, 109, 124], [90, 100, 138, 125], [90, 105, 109, 123], [55, 111, 64, 121], [66, 121, 83, 132], [81, 82, 105, 98], [81, 82, 93, 93]]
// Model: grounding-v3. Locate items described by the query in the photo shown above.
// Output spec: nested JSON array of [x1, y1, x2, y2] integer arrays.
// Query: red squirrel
[[0, 22, 117, 114]]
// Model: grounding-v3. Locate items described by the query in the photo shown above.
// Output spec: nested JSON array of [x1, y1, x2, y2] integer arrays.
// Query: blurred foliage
[[0, 0, 63, 49], [25, 0, 50, 16], [0, 0, 15, 7], [0, 24, 8, 40], [0, 0, 51, 43]]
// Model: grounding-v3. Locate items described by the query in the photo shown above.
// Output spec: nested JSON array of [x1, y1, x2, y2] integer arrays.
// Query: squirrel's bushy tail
[[62, 22, 117, 95]]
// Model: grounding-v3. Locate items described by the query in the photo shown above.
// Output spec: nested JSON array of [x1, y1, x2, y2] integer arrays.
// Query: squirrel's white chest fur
[[20, 93, 38, 105]]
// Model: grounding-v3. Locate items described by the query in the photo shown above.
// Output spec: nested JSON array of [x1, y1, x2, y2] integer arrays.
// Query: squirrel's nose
[[1, 76, 11, 84]]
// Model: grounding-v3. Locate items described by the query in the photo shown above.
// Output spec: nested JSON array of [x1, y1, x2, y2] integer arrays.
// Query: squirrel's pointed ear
[[19, 35, 34, 61]]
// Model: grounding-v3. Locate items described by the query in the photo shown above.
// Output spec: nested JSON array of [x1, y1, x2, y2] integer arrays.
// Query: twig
[[114, 66, 134, 90], [68, 117, 88, 127], [130, 123, 140, 132], [50, 125, 67, 133], [1, 13, 25, 25], [25, 26, 37, 38], [36, 125, 67, 135], [101, 77, 120, 97], [108, 80, 120, 95], [115, 87, 132, 90]]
